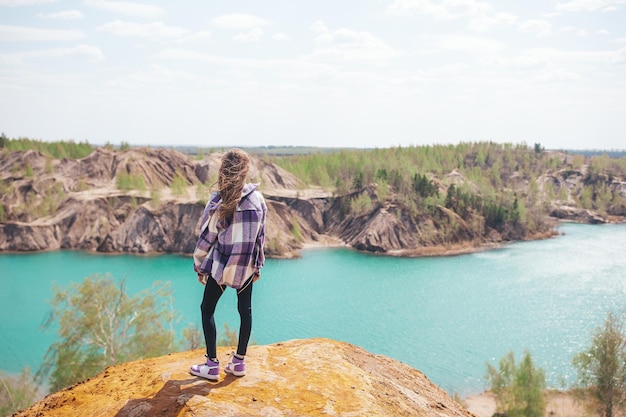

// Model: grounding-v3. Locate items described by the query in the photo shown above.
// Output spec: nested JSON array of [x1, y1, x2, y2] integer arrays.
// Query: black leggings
[[201, 276, 253, 359]]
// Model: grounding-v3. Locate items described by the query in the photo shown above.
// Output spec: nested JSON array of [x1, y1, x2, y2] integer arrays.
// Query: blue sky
[[1, 0, 625, 150]]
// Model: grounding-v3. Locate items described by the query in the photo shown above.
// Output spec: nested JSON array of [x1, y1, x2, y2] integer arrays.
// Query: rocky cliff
[[1, 147, 623, 257], [0, 147, 312, 257], [14, 338, 476, 417]]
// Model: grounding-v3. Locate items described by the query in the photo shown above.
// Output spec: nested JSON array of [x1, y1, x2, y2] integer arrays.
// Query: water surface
[[1, 223, 625, 395]]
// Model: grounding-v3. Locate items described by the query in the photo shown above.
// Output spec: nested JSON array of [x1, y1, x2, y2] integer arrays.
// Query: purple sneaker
[[190, 358, 219, 381], [224, 353, 246, 377]]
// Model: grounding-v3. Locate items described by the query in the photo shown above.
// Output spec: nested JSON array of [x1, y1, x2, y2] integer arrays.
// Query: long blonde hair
[[217, 148, 250, 221]]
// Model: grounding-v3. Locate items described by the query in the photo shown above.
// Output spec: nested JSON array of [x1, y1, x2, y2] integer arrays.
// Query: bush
[[116, 172, 146, 191], [290, 218, 302, 242], [486, 351, 546, 417], [0, 368, 39, 416], [350, 193, 372, 215], [170, 171, 188, 197]]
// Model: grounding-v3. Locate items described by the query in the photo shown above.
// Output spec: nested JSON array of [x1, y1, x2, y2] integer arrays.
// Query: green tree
[[0, 368, 39, 416], [412, 173, 438, 198], [37, 274, 178, 392], [573, 312, 626, 417], [352, 171, 364, 190], [486, 351, 546, 417]]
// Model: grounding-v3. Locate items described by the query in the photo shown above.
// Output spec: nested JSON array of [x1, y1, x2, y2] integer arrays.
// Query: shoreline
[[297, 228, 560, 259], [2, 221, 622, 259], [464, 390, 586, 417]]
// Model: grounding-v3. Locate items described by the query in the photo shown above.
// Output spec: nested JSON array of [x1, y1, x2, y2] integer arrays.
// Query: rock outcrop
[[0, 148, 310, 256], [549, 205, 608, 224], [14, 338, 476, 417], [1, 147, 623, 257]]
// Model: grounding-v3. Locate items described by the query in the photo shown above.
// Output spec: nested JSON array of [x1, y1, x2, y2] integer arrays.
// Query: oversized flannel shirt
[[193, 183, 267, 289]]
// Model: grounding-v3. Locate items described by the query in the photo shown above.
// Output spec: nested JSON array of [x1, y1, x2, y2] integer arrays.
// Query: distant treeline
[[267, 141, 626, 191], [0, 134, 94, 159], [267, 141, 626, 237], [0, 134, 356, 158], [3, 133, 624, 159]]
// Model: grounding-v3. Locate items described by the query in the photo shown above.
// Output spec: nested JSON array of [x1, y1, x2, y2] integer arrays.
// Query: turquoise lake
[[1, 222, 625, 396]]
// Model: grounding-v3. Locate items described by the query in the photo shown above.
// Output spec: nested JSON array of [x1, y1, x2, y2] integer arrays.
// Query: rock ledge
[[16, 338, 476, 417]]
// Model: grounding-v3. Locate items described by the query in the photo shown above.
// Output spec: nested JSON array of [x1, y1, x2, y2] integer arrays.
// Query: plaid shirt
[[193, 183, 267, 289]]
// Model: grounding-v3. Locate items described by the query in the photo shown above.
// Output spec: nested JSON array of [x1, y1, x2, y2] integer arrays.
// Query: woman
[[190, 148, 267, 381]]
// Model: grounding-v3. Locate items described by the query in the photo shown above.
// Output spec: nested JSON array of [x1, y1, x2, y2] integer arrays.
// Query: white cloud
[[597, 29, 609, 35], [555, 0, 626, 12], [535, 67, 582, 82], [155, 48, 325, 81], [559, 26, 588, 37], [387, 0, 491, 20], [307, 20, 403, 63], [0, 0, 56, 5], [609, 47, 626, 65], [63, 44, 104, 61], [97, 20, 189, 39], [106, 64, 201, 89], [498, 47, 619, 75], [435, 34, 507, 56], [177, 31, 211, 43], [84, 0, 163, 18], [0, 44, 103, 64], [233, 28, 264, 42], [311, 20, 329, 35], [211, 13, 270, 30], [518, 19, 552, 36], [469, 11, 517, 32], [272, 32, 291, 42], [0, 24, 84, 41], [38, 10, 84, 20], [156, 48, 235, 65]]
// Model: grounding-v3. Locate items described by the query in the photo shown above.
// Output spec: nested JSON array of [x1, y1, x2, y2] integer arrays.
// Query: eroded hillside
[[0, 146, 624, 257]]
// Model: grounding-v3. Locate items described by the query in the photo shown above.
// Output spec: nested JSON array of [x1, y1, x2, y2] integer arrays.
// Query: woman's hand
[[198, 274, 208, 285], [252, 271, 261, 282]]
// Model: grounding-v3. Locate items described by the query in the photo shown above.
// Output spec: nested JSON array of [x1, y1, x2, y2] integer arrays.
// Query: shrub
[[116, 172, 146, 191], [350, 193, 372, 216], [0, 368, 39, 416], [486, 351, 546, 417], [170, 172, 188, 197], [291, 218, 302, 243]]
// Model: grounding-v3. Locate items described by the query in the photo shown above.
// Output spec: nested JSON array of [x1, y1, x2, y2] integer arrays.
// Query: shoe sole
[[224, 368, 245, 377], [190, 368, 219, 381]]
